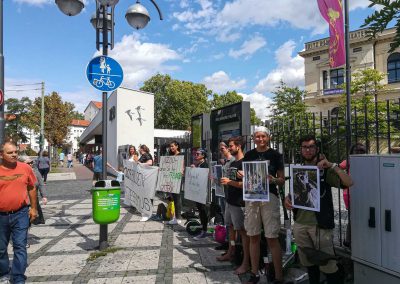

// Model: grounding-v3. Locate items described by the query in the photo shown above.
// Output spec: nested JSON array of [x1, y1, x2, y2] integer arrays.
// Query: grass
[[87, 246, 122, 262], [49, 168, 62, 173]]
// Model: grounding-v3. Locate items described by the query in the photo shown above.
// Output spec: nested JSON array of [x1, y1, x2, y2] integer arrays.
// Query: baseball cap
[[253, 126, 270, 135]]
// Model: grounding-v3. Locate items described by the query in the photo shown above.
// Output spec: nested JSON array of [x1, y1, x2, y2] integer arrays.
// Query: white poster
[[156, 156, 184, 193], [212, 165, 224, 197], [290, 164, 320, 212], [184, 167, 209, 204], [243, 161, 270, 202], [123, 160, 159, 216]]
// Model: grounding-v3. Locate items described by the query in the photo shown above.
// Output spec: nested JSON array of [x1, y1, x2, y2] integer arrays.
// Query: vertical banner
[[123, 160, 159, 216], [317, 0, 345, 68], [243, 161, 269, 202], [156, 156, 184, 193], [290, 164, 320, 212], [212, 165, 224, 197], [184, 167, 209, 204]]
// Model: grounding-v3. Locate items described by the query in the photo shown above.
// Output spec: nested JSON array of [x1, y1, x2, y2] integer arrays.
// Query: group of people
[[155, 127, 353, 284]]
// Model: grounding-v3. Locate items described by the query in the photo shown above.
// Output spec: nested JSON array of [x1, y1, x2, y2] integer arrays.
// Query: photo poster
[[156, 155, 184, 193], [212, 165, 224, 197], [122, 160, 159, 216], [290, 164, 320, 212], [243, 161, 270, 202], [184, 167, 210, 204]]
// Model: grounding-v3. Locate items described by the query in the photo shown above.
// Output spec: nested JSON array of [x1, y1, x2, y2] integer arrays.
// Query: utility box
[[350, 155, 400, 283], [92, 180, 121, 225]]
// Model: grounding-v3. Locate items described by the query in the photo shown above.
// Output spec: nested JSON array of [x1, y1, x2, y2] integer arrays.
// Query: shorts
[[293, 222, 338, 274], [224, 203, 245, 230], [244, 193, 280, 238]]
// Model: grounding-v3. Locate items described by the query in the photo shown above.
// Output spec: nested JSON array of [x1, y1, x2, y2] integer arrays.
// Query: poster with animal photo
[[212, 165, 224, 197], [290, 165, 320, 212], [243, 161, 269, 202]]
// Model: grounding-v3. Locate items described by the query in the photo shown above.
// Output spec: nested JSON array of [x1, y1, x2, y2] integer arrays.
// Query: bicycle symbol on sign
[[93, 76, 115, 89]]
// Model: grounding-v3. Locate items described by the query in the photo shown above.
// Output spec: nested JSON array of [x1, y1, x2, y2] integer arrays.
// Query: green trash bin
[[92, 180, 121, 225]]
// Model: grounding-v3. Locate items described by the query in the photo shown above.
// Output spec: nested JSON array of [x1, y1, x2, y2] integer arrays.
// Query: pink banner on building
[[317, 0, 345, 68]]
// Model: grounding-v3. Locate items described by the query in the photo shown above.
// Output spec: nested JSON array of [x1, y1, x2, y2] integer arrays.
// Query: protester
[[0, 141, 38, 284], [217, 137, 250, 275], [67, 152, 73, 168], [285, 134, 353, 284], [36, 151, 50, 184], [128, 145, 139, 162], [243, 126, 285, 284], [138, 145, 153, 166], [192, 149, 209, 240], [59, 151, 65, 167], [339, 142, 366, 248], [167, 140, 184, 225], [217, 141, 235, 221]]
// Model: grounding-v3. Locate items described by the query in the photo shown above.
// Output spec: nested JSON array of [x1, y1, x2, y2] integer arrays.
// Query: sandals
[[246, 273, 260, 284]]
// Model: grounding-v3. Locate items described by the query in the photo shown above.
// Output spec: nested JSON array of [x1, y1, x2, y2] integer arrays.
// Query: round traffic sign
[[86, 56, 123, 92]]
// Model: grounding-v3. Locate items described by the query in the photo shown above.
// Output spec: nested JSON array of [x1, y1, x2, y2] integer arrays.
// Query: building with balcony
[[299, 27, 400, 114]]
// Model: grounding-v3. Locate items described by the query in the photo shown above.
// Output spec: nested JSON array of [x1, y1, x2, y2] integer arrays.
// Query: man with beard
[[285, 135, 353, 284], [243, 126, 285, 284], [217, 137, 250, 275], [0, 141, 38, 284]]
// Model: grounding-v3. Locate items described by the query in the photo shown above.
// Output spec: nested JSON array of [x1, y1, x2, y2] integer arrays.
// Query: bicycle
[[93, 76, 115, 89]]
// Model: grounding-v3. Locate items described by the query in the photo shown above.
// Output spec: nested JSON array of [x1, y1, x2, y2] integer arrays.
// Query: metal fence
[[268, 97, 400, 247]]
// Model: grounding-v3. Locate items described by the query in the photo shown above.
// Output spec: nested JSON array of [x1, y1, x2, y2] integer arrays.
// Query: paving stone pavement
[[7, 179, 245, 284]]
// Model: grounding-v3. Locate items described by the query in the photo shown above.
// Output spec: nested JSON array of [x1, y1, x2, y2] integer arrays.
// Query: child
[[155, 195, 177, 224]]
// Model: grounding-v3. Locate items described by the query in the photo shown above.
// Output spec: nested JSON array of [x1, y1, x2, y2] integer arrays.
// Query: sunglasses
[[195, 153, 202, 156]]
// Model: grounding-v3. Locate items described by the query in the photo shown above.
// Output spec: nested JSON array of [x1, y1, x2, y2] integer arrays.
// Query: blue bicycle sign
[[86, 56, 123, 92]]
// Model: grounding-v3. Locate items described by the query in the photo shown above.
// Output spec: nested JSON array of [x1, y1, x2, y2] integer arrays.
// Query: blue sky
[[4, 0, 376, 120]]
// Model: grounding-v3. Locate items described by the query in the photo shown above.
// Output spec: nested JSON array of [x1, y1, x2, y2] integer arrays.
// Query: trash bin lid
[[92, 180, 121, 190]]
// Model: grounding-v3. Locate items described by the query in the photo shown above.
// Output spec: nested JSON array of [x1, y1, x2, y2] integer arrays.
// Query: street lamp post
[[0, 0, 5, 145], [55, 0, 162, 250]]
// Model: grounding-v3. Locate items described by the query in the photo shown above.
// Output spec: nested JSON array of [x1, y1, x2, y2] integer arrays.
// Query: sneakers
[[168, 218, 178, 225], [193, 231, 207, 240], [0, 276, 10, 284], [140, 216, 150, 222]]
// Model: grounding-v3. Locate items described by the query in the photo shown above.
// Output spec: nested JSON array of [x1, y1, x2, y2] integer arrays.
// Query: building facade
[[65, 119, 90, 154], [299, 27, 400, 113]]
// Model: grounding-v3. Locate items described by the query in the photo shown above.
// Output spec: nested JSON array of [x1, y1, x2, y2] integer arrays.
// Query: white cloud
[[203, 71, 246, 94], [229, 35, 266, 59], [97, 33, 181, 89], [255, 40, 304, 93], [240, 92, 273, 120]]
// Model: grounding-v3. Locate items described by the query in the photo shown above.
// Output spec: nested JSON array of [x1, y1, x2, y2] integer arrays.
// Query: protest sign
[[184, 167, 209, 204], [243, 161, 270, 201], [123, 160, 159, 216], [212, 165, 224, 197], [290, 164, 320, 212], [156, 156, 184, 193]]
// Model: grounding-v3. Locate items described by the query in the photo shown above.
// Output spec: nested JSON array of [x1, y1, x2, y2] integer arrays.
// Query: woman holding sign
[[192, 149, 209, 240], [138, 144, 154, 221], [168, 141, 184, 224], [128, 145, 139, 162]]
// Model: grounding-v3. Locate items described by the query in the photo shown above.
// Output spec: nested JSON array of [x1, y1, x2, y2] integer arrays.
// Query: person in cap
[[243, 126, 285, 284]]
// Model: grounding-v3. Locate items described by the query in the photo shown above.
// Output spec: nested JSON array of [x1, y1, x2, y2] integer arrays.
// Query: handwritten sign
[[184, 167, 209, 204], [123, 160, 159, 216], [156, 156, 184, 193]]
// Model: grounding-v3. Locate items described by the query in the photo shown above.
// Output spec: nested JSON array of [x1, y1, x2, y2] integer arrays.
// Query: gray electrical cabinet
[[350, 155, 400, 284]]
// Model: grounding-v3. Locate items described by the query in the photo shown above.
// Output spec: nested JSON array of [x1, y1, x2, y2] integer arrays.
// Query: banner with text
[[156, 156, 184, 193], [123, 160, 159, 216], [184, 167, 209, 204]]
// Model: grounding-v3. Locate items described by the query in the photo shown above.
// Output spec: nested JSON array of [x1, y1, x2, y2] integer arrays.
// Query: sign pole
[[99, 4, 108, 251], [0, 0, 4, 145]]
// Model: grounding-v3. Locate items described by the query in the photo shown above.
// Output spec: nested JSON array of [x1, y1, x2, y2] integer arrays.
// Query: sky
[[4, 0, 378, 121]]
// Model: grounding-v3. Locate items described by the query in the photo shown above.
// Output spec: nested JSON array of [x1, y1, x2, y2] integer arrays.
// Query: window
[[387, 53, 400, 83], [323, 70, 328, 89], [330, 68, 344, 88], [313, 56, 320, 61], [353, 47, 362, 53]]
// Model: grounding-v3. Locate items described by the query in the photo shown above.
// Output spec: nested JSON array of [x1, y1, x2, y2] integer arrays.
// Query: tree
[[71, 111, 84, 120], [141, 74, 211, 129], [362, 0, 400, 52], [5, 97, 32, 143], [26, 92, 75, 147]]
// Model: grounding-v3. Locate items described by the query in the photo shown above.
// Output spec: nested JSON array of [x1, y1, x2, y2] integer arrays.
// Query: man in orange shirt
[[0, 141, 38, 284]]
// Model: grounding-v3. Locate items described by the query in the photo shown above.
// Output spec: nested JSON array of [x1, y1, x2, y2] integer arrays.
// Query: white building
[[65, 119, 90, 154], [80, 87, 155, 170]]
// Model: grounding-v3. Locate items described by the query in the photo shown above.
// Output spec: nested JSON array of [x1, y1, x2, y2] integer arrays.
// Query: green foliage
[[5, 97, 32, 143], [141, 74, 263, 129], [71, 111, 84, 120], [362, 0, 400, 52], [24, 146, 37, 156], [26, 92, 75, 147]]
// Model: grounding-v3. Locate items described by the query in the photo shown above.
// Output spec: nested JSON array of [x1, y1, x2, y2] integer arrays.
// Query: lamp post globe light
[[55, 0, 162, 250]]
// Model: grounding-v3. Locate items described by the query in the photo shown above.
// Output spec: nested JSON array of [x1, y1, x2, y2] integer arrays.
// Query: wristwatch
[[330, 163, 338, 169]]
